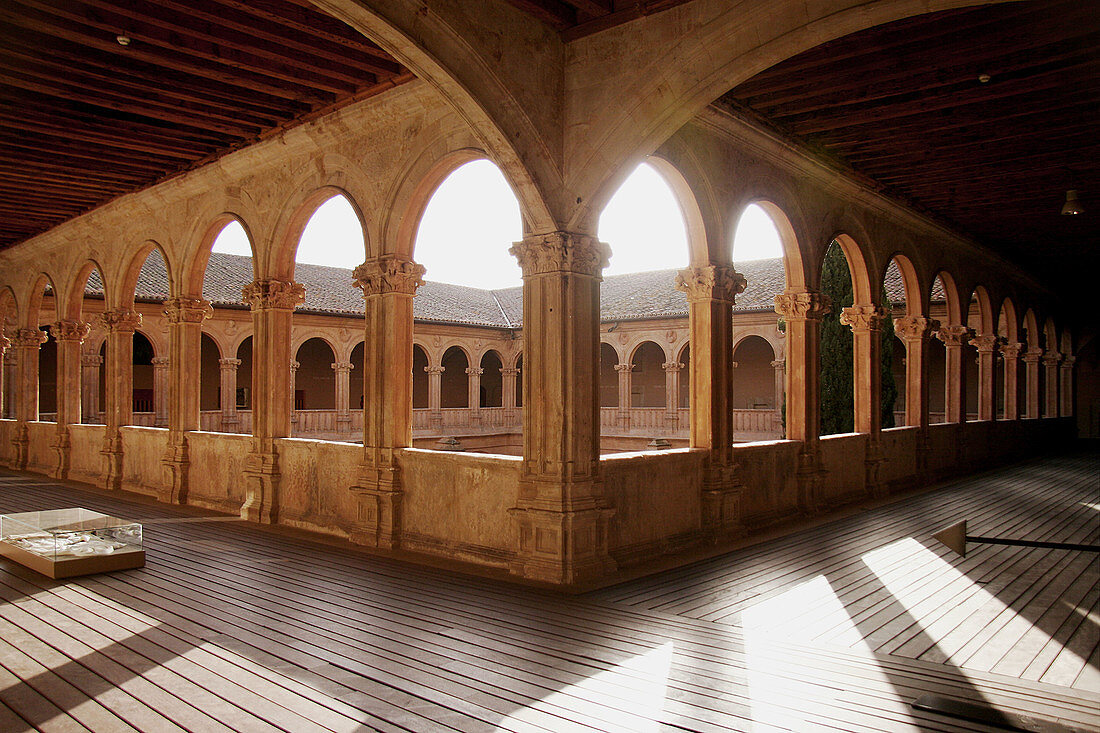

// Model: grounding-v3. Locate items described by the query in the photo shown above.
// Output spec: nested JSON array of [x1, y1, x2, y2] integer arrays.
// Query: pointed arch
[[270, 186, 369, 281], [185, 216, 255, 298], [120, 242, 173, 308]]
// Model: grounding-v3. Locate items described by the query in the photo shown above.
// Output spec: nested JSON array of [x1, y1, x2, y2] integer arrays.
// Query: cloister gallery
[[0, 0, 1096, 587]]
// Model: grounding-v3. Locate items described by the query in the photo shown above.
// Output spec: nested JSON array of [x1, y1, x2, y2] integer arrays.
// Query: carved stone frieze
[[163, 296, 213, 324], [10, 328, 48, 348], [893, 315, 940, 341], [352, 255, 425, 296], [839, 305, 887, 332], [773, 290, 830, 321], [242, 279, 305, 311], [674, 264, 747, 304], [934, 324, 973, 346], [52, 320, 92, 342], [98, 309, 143, 334], [509, 232, 611, 278]]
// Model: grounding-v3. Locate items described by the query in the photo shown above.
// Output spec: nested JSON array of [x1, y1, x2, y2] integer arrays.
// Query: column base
[[50, 427, 70, 480], [240, 448, 280, 523], [348, 463, 402, 549], [160, 432, 190, 504], [509, 495, 616, 586]]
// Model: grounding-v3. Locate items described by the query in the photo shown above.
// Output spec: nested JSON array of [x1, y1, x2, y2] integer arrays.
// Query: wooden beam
[[505, 0, 576, 31]]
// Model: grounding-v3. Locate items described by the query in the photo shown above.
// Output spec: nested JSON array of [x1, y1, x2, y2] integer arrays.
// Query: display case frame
[[0, 508, 145, 579]]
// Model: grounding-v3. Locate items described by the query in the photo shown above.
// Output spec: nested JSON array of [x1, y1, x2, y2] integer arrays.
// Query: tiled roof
[[107, 253, 934, 328]]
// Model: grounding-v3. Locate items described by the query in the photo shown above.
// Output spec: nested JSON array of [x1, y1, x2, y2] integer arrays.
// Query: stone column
[[160, 297, 212, 503], [501, 366, 519, 428], [466, 366, 483, 424], [895, 316, 938, 471], [240, 280, 304, 523], [152, 356, 170, 427], [2, 344, 13, 420], [219, 357, 241, 432], [80, 353, 102, 424], [662, 361, 683, 429], [98, 310, 141, 488], [425, 365, 444, 430], [614, 362, 632, 429], [288, 360, 300, 427], [935, 325, 972, 424], [0, 335, 9, 420], [1042, 351, 1061, 418], [51, 320, 91, 479], [10, 328, 47, 469], [841, 305, 887, 496], [969, 333, 999, 422], [1023, 348, 1042, 419], [349, 255, 424, 548], [1059, 356, 1075, 418], [771, 358, 785, 433], [333, 361, 353, 430], [999, 342, 1023, 421], [677, 264, 747, 534], [774, 291, 830, 513], [508, 232, 616, 584]]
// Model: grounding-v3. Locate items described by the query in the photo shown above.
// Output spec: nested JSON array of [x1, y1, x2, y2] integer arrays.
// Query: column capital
[[509, 232, 611, 277], [675, 264, 747, 304], [0, 335, 9, 352], [243, 279, 305, 311], [1022, 348, 1042, 364], [81, 353, 103, 367], [969, 332, 1000, 353], [613, 363, 633, 372], [840, 304, 887, 332], [774, 290, 831, 321], [661, 361, 684, 372], [353, 255, 425, 296], [52, 319, 92, 343], [935, 324, 973, 346], [1061, 355, 1076, 368], [770, 359, 785, 369], [98, 308, 143, 334], [290, 360, 300, 371], [999, 341, 1025, 360], [465, 367, 484, 376], [500, 367, 520, 377], [163, 296, 213, 323], [151, 356, 171, 367], [10, 327, 48, 348], [331, 361, 354, 372], [219, 357, 241, 369], [1042, 351, 1063, 368], [424, 365, 445, 375], [894, 315, 940, 341]]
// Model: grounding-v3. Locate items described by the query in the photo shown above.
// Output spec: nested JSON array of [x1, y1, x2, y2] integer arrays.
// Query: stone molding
[[674, 264, 747, 304], [242, 279, 305, 311], [52, 320, 92, 342], [219, 358, 241, 369], [465, 367, 484, 376], [839, 304, 887, 332], [774, 290, 830, 320], [1022, 348, 1043, 364], [10, 328, 48, 348], [163, 296, 213, 324], [500, 368, 520, 377], [98, 309, 143, 333], [509, 232, 611, 278], [770, 359, 785, 369], [969, 332, 1000, 353], [424, 365, 445, 375], [352, 255, 425, 296], [331, 361, 353, 372], [934, 324, 973, 346], [661, 361, 683, 372], [1042, 352, 1063, 368], [81, 353, 103, 367], [613, 363, 633, 372], [894, 315, 939, 341]]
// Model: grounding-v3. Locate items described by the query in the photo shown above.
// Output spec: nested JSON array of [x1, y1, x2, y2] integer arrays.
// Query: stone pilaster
[[1042, 351, 1061, 418], [894, 316, 939, 471], [240, 280, 303, 522], [98, 309, 141, 488], [10, 328, 48, 469], [934, 325, 972, 424], [219, 357, 241, 431], [350, 254, 424, 549], [969, 332, 999, 422], [775, 291, 830, 513], [677, 264, 747, 534], [51, 320, 91, 478], [332, 361, 353, 427], [1022, 348, 1042, 419], [501, 367, 519, 425], [614, 362, 632, 428], [425, 365, 444, 430], [999, 342, 1023, 421], [80, 353, 103, 424], [466, 366, 483, 424], [1060, 356, 1075, 418], [161, 297, 212, 504], [662, 361, 683, 429], [152, 356, 170, 427], [508, 232, 615, 584]]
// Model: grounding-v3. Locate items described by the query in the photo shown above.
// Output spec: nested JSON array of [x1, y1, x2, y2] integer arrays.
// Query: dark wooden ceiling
[[0, 0, 409, 248], [720, 0, 1100, 301]]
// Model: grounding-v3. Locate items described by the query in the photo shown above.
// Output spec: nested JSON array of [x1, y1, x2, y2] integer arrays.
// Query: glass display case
[[0, 508, 145, 579]]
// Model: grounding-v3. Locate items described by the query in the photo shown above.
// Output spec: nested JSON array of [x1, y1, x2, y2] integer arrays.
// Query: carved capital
[[331, 361, 353, 373], [840, 305, 887, 332], [353, 255, 425, 296], [934, 324, 973, 346], [163, 296, 213, 324], [894, 316, 939, 342], [613, 363, 633, 373], [999, 342, 1024, 360], [675, 264, 747, 304], [771, 359, 785, 369], [52, 319, 92, 343], [243, 279, 305, 311], [98, 309, 143, 334], [1022, 348, 1043, 364], [1061, 355, 1076, 369], [465, 367, 484, 376], [424, 365, 445, 375], [289, 360, 300, 372], [81, 353, 103, 368], [774, 290, 831, 321], [661, 361, 683, 372], [0, 335, 9, 352], [509, 232, 611, 278], [500, 368, 520, 377], [219, 358, 242, 369], [11, 327, 48, 348], [1042, 352, 1063, 368], [969, 332, 1000, 353]]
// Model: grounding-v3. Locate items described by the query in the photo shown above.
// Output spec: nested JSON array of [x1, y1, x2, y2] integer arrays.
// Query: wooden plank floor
[[0, 451, 1095, 732]]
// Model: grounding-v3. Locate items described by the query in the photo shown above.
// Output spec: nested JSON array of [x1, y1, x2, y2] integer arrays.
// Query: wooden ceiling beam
[[564, 0, 613, 16], [235, 0, 397, 61], [0, 112, 229, 158], [505, 0, 576, 31]]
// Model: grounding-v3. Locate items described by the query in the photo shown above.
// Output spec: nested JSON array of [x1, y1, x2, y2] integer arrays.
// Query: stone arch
[[236, 335, 254, 410], [1043, 317, 1059, 354], [1022, 308, 1040, 350], [294, 337, 337, 410], [641, 154, 712, 267], [677, 342, 691, 409], [291, 333, 340, 358], [630, 340, 666, 408], [412, 343, 429, 409], [599, 342, 620, 409], [970, 285, 995, 336], [479, 350, 504, 408], [28, 273, 59, 328], [733, 335, 777, 410], [826, 233, 875, 306], [64, 259, 109, 320], [882, 254, 922, 316], [350, 341, 365, 410], [120, 242, 174, 309], [184, 215, 256, 298], [932, 270, 964, 327], [130, 330, 156, 415], [200, 332, 222, 412], [742, 198, 808, 293], [440, 345, 470, 409], [998, 298, 1019, 343], [270, 184, 370, 282]]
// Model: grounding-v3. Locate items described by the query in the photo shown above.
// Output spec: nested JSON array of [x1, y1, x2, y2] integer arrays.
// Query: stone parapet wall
[[68, 424, 106, 486]]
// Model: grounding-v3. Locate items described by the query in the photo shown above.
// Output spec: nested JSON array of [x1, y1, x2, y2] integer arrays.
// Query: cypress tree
[[880, 292, 898, 428], [819, 242, 854, 434]]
